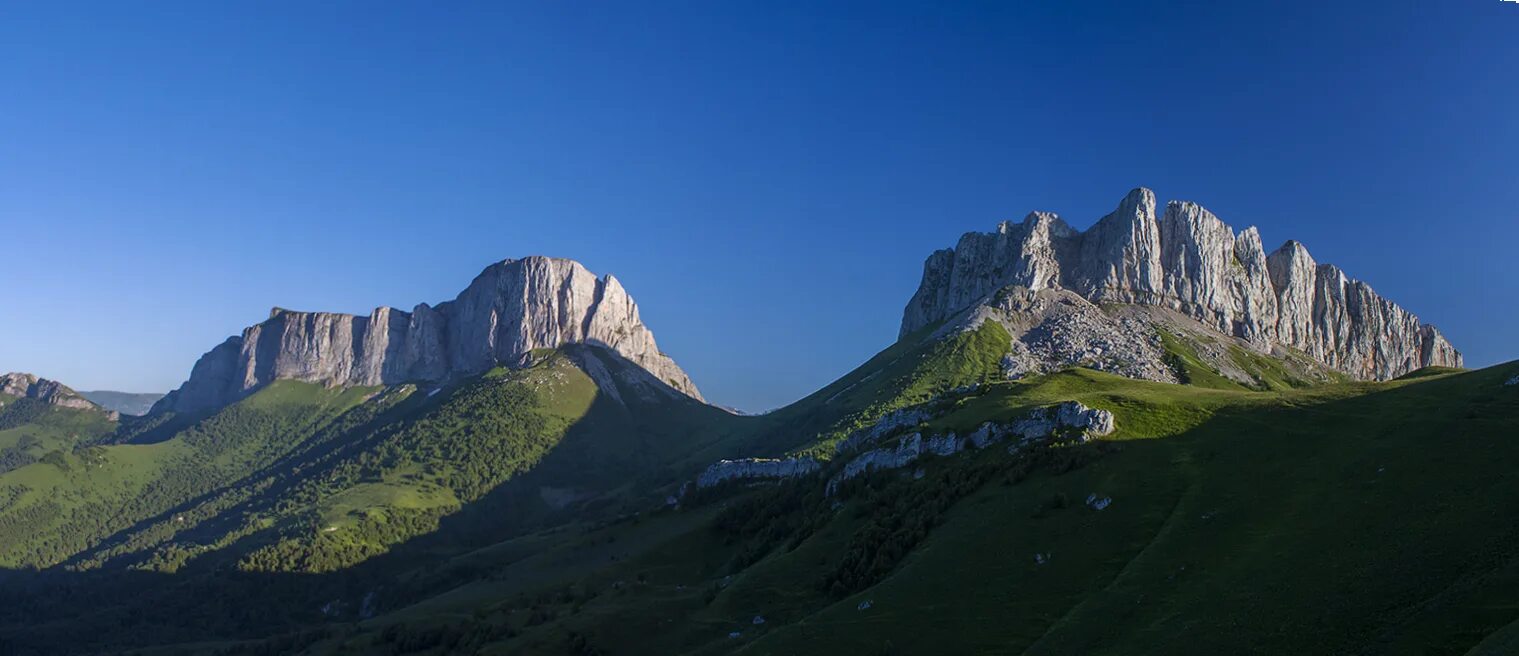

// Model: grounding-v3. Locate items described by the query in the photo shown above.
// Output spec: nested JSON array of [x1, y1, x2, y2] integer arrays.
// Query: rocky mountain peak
[[901, 188, 1461, 381], [0, 372, 102, 411], [155, 256, 702, 414]]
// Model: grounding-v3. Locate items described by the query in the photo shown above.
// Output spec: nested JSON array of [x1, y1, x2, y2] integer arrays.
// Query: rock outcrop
[[0, 373, 103, 411], [156, 257, 702, 413], [902, 188, 1461, 380], [972, 287, 1178, 382], [696, 457, 821, 489], [1012, 401, 1117, 439], [835, 406, 933, 455], [825, 401, 1114, 495]]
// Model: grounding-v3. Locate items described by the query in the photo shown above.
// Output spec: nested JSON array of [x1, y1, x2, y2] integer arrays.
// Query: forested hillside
[[3, 321, 1517, 655], [0, 395, 116, 476]]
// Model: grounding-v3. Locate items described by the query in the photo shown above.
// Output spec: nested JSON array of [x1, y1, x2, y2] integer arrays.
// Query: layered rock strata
[[902, 188, 1461, 379], [0, 373, 101, 411], [156, 257, 701, 413]]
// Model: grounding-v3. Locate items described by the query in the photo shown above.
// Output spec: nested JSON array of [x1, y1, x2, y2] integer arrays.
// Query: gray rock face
[[696, 457, 821, 489], [156, 256, 702, 413], [902, 188, 1461, 380], [835, 406, 933, 455], [827, 432, 927, 495], [968, 287, 1178, 383], [1055, 401, 1116, 437], [0, 373, 102, 411], [825, 401, 1115, 495], [1008, 401, 1115, 441]]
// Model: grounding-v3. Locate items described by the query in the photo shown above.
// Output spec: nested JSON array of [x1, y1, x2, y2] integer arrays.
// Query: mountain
[[0, 256, 726, 569], [4, 374, 164, 417], [0, 373, 118, 476], [0, 256, 751, 653], [3, 233, 1517, 656], [153, 256, 702, 415], [0, 373, 103, 411], [77, 390, 163, 416], [902, 188, 1460, 381]]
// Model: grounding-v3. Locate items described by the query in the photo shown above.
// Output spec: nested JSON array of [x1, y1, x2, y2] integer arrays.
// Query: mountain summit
[[155, 256, 702, 413], [0, 372, 101, 411], [902, 188, 1460, 381]]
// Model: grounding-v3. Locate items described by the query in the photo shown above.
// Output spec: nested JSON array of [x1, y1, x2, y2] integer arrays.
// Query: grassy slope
[[311, 360, 1519, 656], [0, 348, 717, 574], [0, 398, 117, 474], [1157, 329, 1247, 391], [757, 321, 1013, 458], [0, 382, 378, 568], [5, 320, 1515, 655], [0, 347, 750, 654], [747, 364, 1519, 655]]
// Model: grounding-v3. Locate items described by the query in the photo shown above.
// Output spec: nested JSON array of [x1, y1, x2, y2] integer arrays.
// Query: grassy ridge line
[[0, 398, 117, 474], [0, 351, 678, 654], [232, 356, 602, 573], [0, 382, 377, 568], [3, 345, 725, 579], [744, 364, 1519, 655], [310, 363, 1519, 656], [70, 384, 423, 571], [766, 321, 1012, 458]]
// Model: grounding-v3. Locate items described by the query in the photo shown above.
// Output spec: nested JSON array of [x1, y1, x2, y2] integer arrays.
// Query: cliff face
[[157, 257, 702, 413], [0, 373, 102, 411], [902, 188, 1461, 380]]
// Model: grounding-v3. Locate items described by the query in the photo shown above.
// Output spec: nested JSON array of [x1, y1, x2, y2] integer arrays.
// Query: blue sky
[[2, 1, 1516, 411]]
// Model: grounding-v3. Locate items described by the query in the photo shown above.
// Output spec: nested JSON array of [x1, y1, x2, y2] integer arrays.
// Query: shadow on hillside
[[2, 363, 1517, 655], [0, 349, 760, 654]]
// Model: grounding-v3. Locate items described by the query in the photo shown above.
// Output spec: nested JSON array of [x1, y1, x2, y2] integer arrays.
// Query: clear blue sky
[[3, 1, 1516, 411]]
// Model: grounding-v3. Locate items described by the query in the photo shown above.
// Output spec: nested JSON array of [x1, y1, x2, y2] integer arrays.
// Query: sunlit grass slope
[[3, 319, 1514, 656], [0, 397, 116, 474], [304, 360, 1519, 656], [0, 382, 380, 568], [0, 346, 745, 654]]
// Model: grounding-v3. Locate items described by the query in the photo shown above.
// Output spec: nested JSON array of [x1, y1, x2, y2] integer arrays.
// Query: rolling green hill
[[1, 327, 1516, 655], [289, 359, 1519, 656], [0, 396, 117, 475], [0, 345, 747, 653]]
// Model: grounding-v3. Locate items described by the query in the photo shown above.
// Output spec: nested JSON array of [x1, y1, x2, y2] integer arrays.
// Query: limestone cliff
[[156, 257, 702, 413], [902, 188, 1461, 380], [0, 373, 103, 411]]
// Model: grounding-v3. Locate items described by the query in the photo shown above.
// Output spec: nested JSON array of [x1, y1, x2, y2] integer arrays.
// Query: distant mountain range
[[78, 390, 163, 416], [0, 372, 101, 411]]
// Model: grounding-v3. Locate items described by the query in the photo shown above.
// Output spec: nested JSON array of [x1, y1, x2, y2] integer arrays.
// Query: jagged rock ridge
[[156, 256, 702, 413], [0, 373, 103, 411], [902, 188, 1461, 380]]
